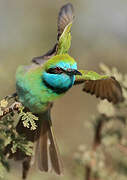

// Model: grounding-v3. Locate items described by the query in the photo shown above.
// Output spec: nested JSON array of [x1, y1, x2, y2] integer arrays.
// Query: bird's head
[[42, 54, 81, 93]]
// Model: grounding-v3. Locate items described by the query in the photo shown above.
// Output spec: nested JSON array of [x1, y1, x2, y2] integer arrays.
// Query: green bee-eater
[[9, 3, 123, 179]]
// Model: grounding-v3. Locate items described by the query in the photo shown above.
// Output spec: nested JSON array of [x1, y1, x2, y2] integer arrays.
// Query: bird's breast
[[16, 69, 63, 113]]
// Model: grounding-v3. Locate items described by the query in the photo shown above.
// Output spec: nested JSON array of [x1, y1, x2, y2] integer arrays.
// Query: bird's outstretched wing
[[57, 3, 74, 55], [57, 3, 74, 40], [74, 70, 123, 104], [32, 3, 74, 65]]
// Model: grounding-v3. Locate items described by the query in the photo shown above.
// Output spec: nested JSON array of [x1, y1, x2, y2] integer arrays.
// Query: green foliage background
[[0, 0, 127, 179]]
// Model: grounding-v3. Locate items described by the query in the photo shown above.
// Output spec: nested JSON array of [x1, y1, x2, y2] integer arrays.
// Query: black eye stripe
[[47, 68, 56, 74], [47, 67, 63, 74]]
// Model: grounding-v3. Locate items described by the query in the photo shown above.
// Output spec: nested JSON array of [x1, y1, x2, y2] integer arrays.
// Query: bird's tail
[[32, 110, 63, 175]]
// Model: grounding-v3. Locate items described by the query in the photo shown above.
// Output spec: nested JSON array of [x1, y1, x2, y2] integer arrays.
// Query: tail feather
[[38, 121, 48, 171], [33, 111, 63, 175], [48, 120, 63, 174]]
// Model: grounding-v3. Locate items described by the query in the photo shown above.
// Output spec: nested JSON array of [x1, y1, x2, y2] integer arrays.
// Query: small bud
[[0, 99, 8, 108]]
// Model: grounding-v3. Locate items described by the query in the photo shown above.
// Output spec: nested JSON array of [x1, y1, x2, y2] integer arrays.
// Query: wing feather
[[81, 77, 123, 104], [57, 3, 74, 40], [99, 80, 105, 99], [32, 3, 74, 65]]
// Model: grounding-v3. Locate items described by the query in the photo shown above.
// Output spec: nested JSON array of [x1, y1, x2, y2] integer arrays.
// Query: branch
[[93, 114, 107, 150]]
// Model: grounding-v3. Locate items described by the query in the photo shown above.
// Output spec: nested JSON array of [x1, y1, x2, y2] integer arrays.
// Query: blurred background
[[0, 0, 127, 179]]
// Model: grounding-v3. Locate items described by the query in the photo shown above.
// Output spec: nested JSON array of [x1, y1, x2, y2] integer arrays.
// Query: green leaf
[[19, 111, 38, 130]]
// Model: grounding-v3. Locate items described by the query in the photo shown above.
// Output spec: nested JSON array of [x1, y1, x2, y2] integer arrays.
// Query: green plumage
[[57, 23, 72, 54], [16, 65, 54, 113], [76, 70, 108, 81]]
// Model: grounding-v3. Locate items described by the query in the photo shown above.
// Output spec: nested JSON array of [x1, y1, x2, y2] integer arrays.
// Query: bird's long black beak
[[66, 69, 82, 76]]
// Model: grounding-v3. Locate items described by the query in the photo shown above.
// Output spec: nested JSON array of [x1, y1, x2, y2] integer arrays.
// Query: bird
[[8, 3, 123, 180]]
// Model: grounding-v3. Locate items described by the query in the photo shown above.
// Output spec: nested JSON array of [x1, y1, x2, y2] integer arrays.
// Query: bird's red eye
[[56, 67, 60, 71], [47, 67, 63, 74], [55, 67, 62, 73]]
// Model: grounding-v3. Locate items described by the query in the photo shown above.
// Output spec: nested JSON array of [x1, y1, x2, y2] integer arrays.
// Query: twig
[[85, 165, 91, 180], [85, 114, 108, 180], [93, 114, 107, 150], [4, 92, 17, 100]]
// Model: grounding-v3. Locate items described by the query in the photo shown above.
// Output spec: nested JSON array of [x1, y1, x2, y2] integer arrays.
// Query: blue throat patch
[[43, 79, 71, 94]]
